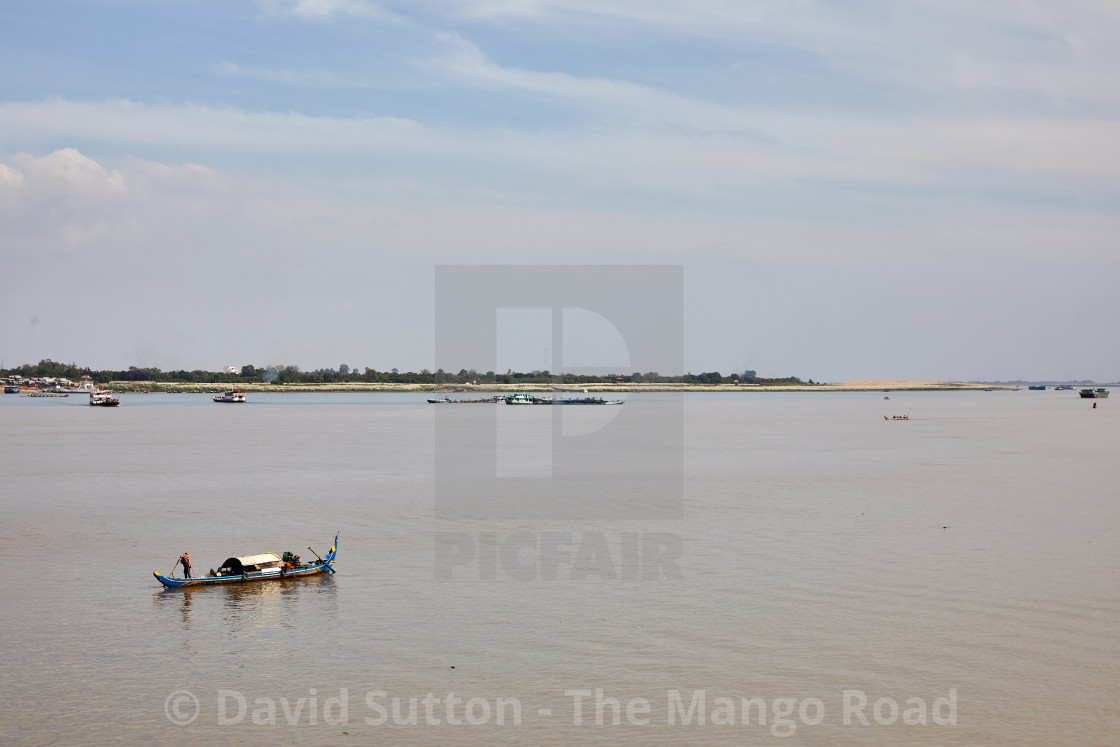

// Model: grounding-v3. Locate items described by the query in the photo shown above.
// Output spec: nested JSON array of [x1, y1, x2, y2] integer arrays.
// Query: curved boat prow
[[153, 571, 193, 588], [323, 534, 339, 572]]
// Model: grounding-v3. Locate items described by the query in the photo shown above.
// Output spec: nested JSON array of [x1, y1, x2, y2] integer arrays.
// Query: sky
[[1, 0, 1118, 381]]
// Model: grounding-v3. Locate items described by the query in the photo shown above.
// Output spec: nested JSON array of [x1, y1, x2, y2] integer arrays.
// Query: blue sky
[[2, 0, 1118, 380]]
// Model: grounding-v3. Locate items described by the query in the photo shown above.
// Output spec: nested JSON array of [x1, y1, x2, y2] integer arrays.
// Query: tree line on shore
[[3, 359, 812, 386]]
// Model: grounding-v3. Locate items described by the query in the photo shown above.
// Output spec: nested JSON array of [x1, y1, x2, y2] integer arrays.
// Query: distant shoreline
[[106, 380, 1017, 394]]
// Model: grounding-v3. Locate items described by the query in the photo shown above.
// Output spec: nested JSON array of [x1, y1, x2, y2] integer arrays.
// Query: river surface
[[1, 390, 1117, 745]]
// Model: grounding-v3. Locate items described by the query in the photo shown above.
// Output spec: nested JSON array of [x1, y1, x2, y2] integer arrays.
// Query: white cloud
[[428, 0, 1120, 111], [0, 162, 24, 187], [1, 95, 1118, 208], [423, 35, 1120, 191], [429, 32, 683, 113], [12, 148, 125, 196], [2, 149, 127, 247], [258, 0, 394, 21], [0, 98, 418, 151], [214, 61, 372, 89]]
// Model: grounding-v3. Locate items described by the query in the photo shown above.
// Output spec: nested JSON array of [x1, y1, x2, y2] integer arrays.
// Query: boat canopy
[[219, 553, 283, 573]]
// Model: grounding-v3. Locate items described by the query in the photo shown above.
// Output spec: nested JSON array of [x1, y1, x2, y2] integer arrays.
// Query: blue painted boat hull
[[153, 535, 338, 588]]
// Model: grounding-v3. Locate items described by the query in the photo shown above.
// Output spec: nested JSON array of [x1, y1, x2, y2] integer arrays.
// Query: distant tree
[[277, 365, 301, 383], [240, 364, 257, 379], [339, 364, 350, 375]]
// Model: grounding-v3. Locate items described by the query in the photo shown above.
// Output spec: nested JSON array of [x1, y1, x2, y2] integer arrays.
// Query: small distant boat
[[884, 415, 909, 420], [1054, 385, 1074, 391], [89, 390, 120, 407], [28, 391, 68, 398], [3, 385, 19, 394], [1079, 388, 1109, 399], [1028, 385, 1046, 390], [552, 397, 624, 405], [154, 534, 337, 588], [428, 396, 453, 404], [213, 391, 247, 403], [502, 393, 622, 405]]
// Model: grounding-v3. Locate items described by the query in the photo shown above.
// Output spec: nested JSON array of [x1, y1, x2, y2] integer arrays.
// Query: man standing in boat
[[177, 552, 192, 579]]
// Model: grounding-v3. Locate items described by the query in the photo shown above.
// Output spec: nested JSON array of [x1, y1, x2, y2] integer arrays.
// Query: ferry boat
[[213, 391, 247, 403], [154, 534, 337, 588], [1079, 388, 1109, 398], [89, 390, 120, 406]]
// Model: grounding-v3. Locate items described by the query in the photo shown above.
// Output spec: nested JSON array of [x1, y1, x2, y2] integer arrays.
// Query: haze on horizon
[[2, 1, 1118, 382]]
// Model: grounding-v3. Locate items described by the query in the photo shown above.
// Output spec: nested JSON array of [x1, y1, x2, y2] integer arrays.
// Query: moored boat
[[213, 390, 247, 403], [1028, 385, 1046, 390], [89, 390, 120, 406], [1079, 388, 1109, 398], [154, 534, 338, 588], [428, 396, 503, 403]]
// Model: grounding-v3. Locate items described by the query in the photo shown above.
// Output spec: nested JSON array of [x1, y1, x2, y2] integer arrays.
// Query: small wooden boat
[[154, 534, 338, 588], [213, 391, 247, 403]]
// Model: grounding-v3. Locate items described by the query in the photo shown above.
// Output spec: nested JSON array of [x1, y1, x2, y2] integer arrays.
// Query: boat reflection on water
[[154, 573, 337, 634]]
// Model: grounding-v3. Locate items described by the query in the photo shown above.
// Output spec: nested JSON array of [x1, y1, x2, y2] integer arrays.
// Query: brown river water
[[0, 390, 1117, 745]]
